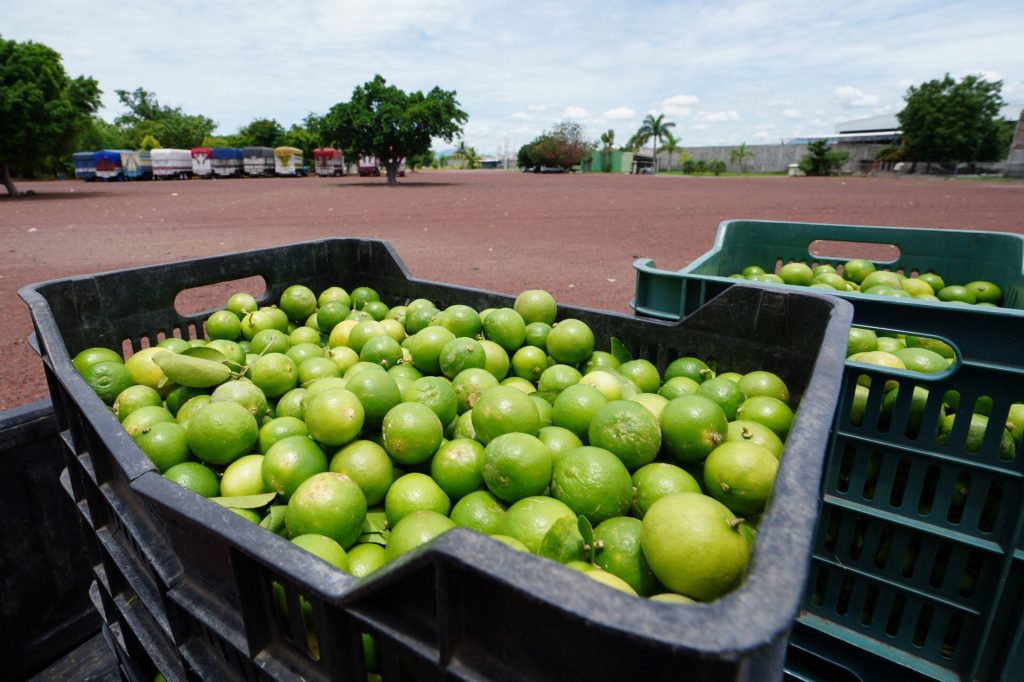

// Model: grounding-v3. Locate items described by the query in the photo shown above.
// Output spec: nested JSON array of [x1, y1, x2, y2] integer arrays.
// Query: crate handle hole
[[808, 239, 901, 265], [173, 275, 268, 317]]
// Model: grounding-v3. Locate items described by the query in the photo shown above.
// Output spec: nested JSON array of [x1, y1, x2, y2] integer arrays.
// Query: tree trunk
[[386, 160, 398, 185], [1, 163, 19, 196], [653, 136, 659, 173]]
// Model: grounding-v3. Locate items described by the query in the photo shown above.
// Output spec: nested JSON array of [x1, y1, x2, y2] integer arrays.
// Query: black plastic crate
[[21, 238, 853, 681], [0, 400, 100, 680]]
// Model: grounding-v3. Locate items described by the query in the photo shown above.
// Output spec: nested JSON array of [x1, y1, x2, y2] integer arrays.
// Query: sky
[[3, 0, 1023, 157]]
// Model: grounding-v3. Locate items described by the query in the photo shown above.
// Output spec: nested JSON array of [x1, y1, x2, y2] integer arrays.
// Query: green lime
[[134, 421, 190, 473], [551, 383, 608, 440], [279, 285, 318, 323], [73, 346, 124, 374], [437, 304, 482, 338], [546, 319, 594, 365], [402, 376, 458, 427], [291, 534, 349, 573], [346, 369, 402, 429], [737, 371, 790, 404], [550, 446, 632, 524], [286, 472, 367, 548], [697, 377, 746, 421], [537, 364, 582, 394], [206, 310, 242, 341], [329, 439, 394, 506], [385, 511, 455, 562], [450, 490, 507, 535], [304, 388, 365, 448], [593, 517, 663, 597], [618, 360, 660, 394], [736, 396, 794, 441], [382, 402, 444, 465], [113, 384, 163, 421], [631, 462, 702, 517], [587, 400, 662, 471], [471, 386, 541, 444], [658, 376, 701, 400], [262, 435, 328, 501], [406, 325, 457, 374], [514, 289, 557, 325], [482, 308, 527, 354], [249, 353, 298, 398], [82, 360, 134, 406], [498, 496, 575, 554], [703, 441, 779, 515], [164, 462, 220, 498], [725, 420, 785, 460], [347, 543, 388, 578], [221, 454, 269, 497], [660, 395, 729, 464], [385, 472, 451, 527], [187, 400, 258, 465], [451, 368, 499, 414], [431, 438, 486, 499], [640, 492, 750, 601], [482, 433, 553, 503], [664, 357, 713, 384]]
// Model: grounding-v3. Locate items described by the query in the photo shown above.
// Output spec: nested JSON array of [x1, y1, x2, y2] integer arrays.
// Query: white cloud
[[691, 123, 710, 131], [511, 112, 533, 120], [697, 110, 740, 122], [604, 106, 635, 120], [833, 86, 881, 107], [563, 106, 589, 119], [656, 94, 700, 117], [782, 108, 802, 119]]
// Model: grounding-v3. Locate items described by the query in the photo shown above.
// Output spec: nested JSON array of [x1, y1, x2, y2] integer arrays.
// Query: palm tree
[[659, 130, 681, 172], [729, 142, 755, 173], [636, 114, 676, 172], [600, 129, 615, 172]]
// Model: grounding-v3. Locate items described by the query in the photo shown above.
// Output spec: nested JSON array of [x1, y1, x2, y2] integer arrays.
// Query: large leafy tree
[[0, 37, 101, 195], [635, 113, 676, 172], [237, 117, 285, 148], [519, 121, 591, 171], [114, 87, 216, 149], [898, 74, 1007, 169], [323, 75, 467, 184]]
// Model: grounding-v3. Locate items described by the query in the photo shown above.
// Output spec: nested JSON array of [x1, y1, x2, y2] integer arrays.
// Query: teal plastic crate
[[632, 219, 1024, 320], [632, 220, 1024, 681]]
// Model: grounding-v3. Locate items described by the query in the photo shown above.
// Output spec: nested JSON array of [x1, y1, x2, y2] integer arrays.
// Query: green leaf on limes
[[259, 505, 288, 535], [357, 512, 390, 546], [539, 516, 586, 563], [210, 492, 277, 509], [182, 346, 227, 363], [610, 337, 632, 365]]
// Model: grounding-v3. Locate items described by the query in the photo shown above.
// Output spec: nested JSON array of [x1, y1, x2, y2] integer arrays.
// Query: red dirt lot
[[1, 171, 1022, 410]]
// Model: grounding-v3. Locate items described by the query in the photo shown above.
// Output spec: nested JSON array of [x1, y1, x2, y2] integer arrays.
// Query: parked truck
[[314, 148, 346, 176], [212, 148, 244, 177], [274, 146, 305, 176], [151, 149, 193, 180], [243, 146, 276, 177], [191, 147, 213, 178], [72, 152, 96, 181]]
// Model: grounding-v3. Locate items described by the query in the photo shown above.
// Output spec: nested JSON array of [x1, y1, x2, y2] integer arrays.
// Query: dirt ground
[[2, 170, 1022, 410]]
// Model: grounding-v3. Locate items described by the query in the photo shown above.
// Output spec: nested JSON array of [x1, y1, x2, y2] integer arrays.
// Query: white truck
[[151, 149, 193, 179]]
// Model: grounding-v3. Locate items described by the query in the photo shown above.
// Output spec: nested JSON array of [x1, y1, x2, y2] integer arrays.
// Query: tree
[[519, 121, 591, 171], [324, 75, 467, 185], [635, 113, 676, 172], [0, 38, 101, 195], [138, 134, 162, 151], [600, 129, 615, 172], [659, 130, 682, 171], [799, 140, 849, 176], [114, 87, 216, 149], [729, 143, 755, 173], [407, 149, 434, 172], [451, 140, 480, 169], [898, 74, 1006, 170], [80, 116, 128, 152], [237, 118, 285, 148]]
